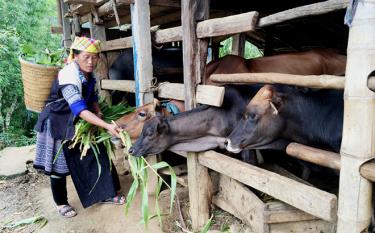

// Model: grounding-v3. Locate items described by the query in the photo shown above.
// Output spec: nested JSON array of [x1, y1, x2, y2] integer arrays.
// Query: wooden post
[[337, 2, 375, 232], [181, 0, 211, 231], [130, 0, 157, 195], [90, 13, 111, 101], [60, 0, 72, 47], [130, 0, 153, 106], [231, 33, 245, 56]]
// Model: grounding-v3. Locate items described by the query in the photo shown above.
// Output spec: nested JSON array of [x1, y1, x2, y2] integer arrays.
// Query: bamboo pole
[[337, 2, 375, 232]]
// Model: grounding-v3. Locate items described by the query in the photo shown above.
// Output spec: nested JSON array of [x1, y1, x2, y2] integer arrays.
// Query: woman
[[34, 37, 125, 218]]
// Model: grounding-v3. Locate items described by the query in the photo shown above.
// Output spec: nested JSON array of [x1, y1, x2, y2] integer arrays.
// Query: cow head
[[226, 85, 286, 153], [128, 116, 172, 156], [115, 99, 160, 142]]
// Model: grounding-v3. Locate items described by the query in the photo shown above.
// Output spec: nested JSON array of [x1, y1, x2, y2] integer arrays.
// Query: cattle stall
[[56, 0, 375, 232]]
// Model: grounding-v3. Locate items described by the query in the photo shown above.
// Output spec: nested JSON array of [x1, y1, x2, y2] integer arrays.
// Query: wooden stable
[[57, 0, 375, 232]]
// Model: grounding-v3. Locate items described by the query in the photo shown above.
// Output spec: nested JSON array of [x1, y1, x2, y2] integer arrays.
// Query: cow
[[127, 85, 260, 157], [225, 84, 344, 153], [115, 99, 185, 142]]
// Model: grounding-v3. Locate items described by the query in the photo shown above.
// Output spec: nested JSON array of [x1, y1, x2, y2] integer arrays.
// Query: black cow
[[225, 84, 344, 153], [128, 85, 260, 160], [109, 47, 183, 105]]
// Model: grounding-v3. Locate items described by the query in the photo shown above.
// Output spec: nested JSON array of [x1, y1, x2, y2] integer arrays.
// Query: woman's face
[[75, 51, 99, 73]]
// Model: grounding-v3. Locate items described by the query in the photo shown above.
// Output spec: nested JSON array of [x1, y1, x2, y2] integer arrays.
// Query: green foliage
[[0, 0, 60, 147], [21, 45, 65, 66], [219, 36, 263, 59]]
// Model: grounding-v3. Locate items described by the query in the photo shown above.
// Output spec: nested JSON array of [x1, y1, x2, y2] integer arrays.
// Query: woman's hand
[[106, 123, 121, 138]]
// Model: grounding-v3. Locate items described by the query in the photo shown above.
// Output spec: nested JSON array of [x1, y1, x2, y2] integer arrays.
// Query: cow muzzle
[[224, 139, 242, 154]]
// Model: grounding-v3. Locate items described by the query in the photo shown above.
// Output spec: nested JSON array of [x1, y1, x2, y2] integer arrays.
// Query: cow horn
[[270, 102, 278, 115]]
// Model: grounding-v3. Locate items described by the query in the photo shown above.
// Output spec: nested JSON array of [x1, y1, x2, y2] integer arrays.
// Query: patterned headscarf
[[67, 36, 101, 63]]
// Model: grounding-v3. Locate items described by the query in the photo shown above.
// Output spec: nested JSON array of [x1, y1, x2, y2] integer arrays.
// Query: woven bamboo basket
[[19, 58, 60, 113]]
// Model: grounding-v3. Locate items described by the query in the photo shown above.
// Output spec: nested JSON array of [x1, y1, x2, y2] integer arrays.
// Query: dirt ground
[[0, 148, 247, 233]]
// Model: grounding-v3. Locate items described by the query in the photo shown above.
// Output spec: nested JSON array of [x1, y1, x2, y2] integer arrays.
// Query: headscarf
[[67, 36, 101, 63]]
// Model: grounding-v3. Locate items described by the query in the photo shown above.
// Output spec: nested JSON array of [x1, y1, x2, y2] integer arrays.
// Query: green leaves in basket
[[21, 44, 65, 66]]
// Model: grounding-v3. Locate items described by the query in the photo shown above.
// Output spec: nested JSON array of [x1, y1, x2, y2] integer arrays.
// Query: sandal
[[58, 205, 77, 218], [100, 193, 126, 205]]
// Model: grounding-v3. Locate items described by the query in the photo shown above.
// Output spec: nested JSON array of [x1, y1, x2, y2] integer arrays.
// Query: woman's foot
[[100, 193, 126, 205], [57, 205, 77, 218]]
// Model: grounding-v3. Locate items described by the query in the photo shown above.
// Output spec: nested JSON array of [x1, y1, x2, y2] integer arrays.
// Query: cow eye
[[138, 111, 147, 117], [249, 112, 257, 119]]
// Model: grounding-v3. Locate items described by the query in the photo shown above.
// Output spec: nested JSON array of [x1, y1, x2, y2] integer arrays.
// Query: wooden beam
[[285, 143, 375, 183], [210, 73, 346, 89], [196, 11, 258, 39], [101, 80, 225, 107], [337, 2, 375, 232], [182, 0, 211, 231], [130, 0, 153, 106], [258, 0, 349, 28], [101, 36, 132, 51], [154, 26, 182, 43], [101, 80, 135, 92], [60, 0, 72, 47], [198, 150, 337, 221], [158, 82, 225, 107], [286, 143, 341, 170], [231, 33, 245, 56], [212, 174, 267, 233]]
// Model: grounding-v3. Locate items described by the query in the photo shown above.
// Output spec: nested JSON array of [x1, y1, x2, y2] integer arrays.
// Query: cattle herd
[[114, 48, 346, 176]]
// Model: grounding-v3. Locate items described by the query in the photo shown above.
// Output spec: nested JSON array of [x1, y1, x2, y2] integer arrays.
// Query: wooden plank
[[101, 80, 225, 107], [231, 33, 245, 56], [258, 0, 349, 28], [337, 2, 375, 232], [210, 73, 346, 89], [196, 11, 258, 39], [212, 174, 268, 233], [130, 0, 153, 106], [154, 26, 182, 44], [198, 151, 337, 221], [264, 201, 318, 224], [101, 80, 135, 92], [269, 220, 335, 233], [101, 37, 132, 51], [182, 0, 211, 231], [60, 0, 72, 47], [158, 83, 225, 107], [286, 143, 341, 170], [150, 0, 180, 8], [360, 162, 375, 183]]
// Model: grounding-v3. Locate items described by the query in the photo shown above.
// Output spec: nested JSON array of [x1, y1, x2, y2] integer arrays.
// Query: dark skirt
[[63, 143, 121, 208]]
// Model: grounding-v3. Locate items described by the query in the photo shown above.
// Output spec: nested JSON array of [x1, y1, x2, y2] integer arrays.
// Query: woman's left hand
[[106, 123, 121, 138]]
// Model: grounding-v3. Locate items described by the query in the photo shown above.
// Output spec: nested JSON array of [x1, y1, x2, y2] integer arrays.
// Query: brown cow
[[205, 48, 346, 85], [115, 99, 184, 142]]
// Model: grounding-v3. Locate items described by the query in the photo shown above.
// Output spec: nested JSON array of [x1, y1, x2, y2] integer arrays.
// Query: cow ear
[[157, 119, 169, 133], [270, 94, 283, 114]]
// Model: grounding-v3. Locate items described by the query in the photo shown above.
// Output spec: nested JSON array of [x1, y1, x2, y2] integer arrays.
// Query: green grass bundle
[[119, 131, 177, 229], [55, 99, 134, 193]]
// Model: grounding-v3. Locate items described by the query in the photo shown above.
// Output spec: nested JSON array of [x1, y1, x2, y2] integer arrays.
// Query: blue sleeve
[[61, 85, 88, 116], [70, 100, 88, 116]]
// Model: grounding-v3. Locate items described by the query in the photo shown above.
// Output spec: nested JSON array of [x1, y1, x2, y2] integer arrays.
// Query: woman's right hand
[[106, 123, 121, 138]]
